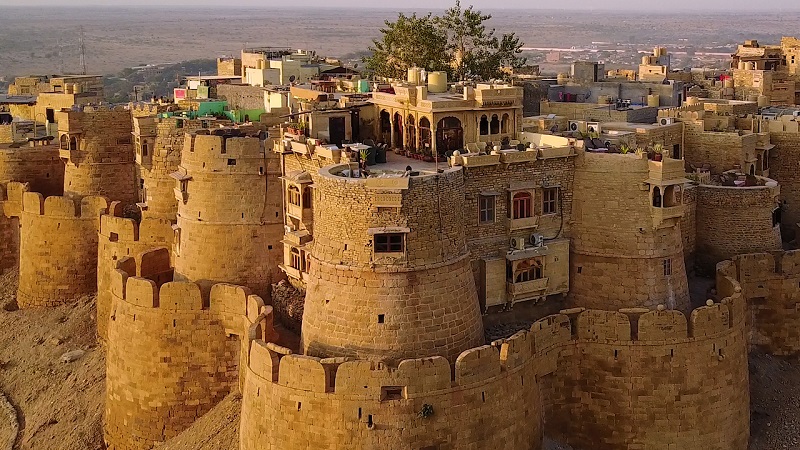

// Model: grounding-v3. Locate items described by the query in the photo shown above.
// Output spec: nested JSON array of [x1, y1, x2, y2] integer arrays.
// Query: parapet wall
[[242, 283, 749, 450], [96, 205, 173, 341], [15, 188, 108, 307], [696, 182, 781, 274], [722, 250, 800, 355], [0, 144, 64, 197], [0, 185, 17, 273], [104, 248, 273, 450]]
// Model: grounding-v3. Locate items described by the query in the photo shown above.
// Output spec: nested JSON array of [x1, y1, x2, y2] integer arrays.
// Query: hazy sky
[[1, 0, 799, 10]]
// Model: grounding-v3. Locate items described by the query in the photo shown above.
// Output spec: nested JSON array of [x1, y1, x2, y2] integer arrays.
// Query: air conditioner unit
[[568, 120, 586, 133], [510, 237, 526, 250], [586, 122, 601, 134], [659, 117, 675, 126], [762, 114, 777, 121], [529, 233, 544, 247]]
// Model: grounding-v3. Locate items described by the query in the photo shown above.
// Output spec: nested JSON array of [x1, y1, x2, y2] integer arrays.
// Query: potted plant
[[620, 144, 630, 154], [652, 143, 664, 162]]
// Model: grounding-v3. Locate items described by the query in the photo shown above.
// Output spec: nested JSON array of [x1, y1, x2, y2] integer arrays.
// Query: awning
[[169, 171, 192, 181]]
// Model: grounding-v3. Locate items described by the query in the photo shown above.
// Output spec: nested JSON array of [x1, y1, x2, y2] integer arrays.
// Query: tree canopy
[[364, 1, 526, 81]]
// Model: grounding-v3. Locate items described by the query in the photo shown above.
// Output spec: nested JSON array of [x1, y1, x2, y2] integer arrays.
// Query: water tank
[[647, 94, 660, 107], [642, 55, 651, 65], [758, 95, 770, 107], [65, 84, 74, 94], [738, 61, 746, 70], [73, 83, 81, 94], [408, 67, 421, 85], [427, 71, 447, 93], [745, 62, 755, 70], [557, 73, 569, 85], [357, 79, 369, 93]]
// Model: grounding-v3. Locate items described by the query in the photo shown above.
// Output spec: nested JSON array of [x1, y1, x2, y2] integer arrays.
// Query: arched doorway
[[419, 117, 432, 155], [393, 112, 403, 149], [379, 110, 391, 144], [406, 115, 416, 151], [436, 117, 463, 156]]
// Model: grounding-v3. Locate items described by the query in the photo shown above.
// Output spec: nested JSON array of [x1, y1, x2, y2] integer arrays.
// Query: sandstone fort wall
[[681, 184, 697, 273], [15, 189, 108, 307], [301, 168, 485, 362], [0, 144, 64, 197], [767, 131, 800, 239], [242, 283, 748, 450], [57, 109, 138, 205], [569, 151, 690, 311], [96, 208, 173, 341], [104, 248, 272, 450], [722, 250, 800, 355], [173, 133, 283, 301], [695, 183, 781, 274]]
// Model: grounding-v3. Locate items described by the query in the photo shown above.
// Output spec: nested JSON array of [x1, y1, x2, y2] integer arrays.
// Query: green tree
[[437, 1, 527, 80], [363, 13, 449, 80]]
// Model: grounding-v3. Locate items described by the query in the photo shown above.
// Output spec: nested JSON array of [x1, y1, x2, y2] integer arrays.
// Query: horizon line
[[2, 5, 800, 12]]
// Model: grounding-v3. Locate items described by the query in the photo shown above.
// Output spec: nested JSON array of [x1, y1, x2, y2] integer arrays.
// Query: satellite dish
[[289, 75, 296, 83], [353, 63, 358, 69]]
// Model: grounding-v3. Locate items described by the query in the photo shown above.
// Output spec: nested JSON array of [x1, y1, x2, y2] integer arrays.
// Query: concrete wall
[[104, 248, 272, 450], [242, 285, 748, 450], [15, 189, 107, 307], [695, 184, 781, 274]]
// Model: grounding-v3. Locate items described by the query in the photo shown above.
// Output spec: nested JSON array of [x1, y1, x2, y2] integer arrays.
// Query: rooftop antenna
[[78, 26, 87, 75]]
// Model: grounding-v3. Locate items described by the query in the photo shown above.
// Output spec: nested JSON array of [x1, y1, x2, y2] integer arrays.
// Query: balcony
[[509, 215, 539, 231], [651, 205, 684, 228], [59, 148, 72, 160], [648, 158, 686, 183], [174, 188, 188, 203], [507, 277, 549, 300], [279, 264, 304, 281]]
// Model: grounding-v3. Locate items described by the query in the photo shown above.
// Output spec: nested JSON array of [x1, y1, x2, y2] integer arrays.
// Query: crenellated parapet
[[16, 190, 108, 307], [721, 249, 800, 355], [241, 284, 748, 450], [96, 203, 174, 341], [104, 247, 274, 450]]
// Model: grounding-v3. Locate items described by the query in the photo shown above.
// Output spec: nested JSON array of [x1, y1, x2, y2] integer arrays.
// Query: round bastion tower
[[172, 130, 284, 300], [301, 165, 485, 362], [569, 151, 691, 311], [56, 107, 138, 205]]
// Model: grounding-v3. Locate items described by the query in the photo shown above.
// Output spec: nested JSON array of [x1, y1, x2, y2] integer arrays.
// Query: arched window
[[290, 247, 304, 271], [490, 114, 500, 135], [60, 134, 68, 150], [750, 164, 755, 176], [652, 186, 662, 208], [142, 142, 149, 157], [288, 185, 301, 206], [69, 136, 78, 150], [479, 115, 489, 135], [664, 185, 681, 207], [303, 187, 313, 209], [512, 192, 532, 219], [501, 113, 510, 134]]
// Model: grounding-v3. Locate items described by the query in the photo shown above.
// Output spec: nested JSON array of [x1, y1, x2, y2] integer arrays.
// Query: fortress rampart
[[104, 248, 273, 450], [172, 132, 283, 300], [135, 117, 211, 221], [14, 187, 108, 307], [696, 180, 781, 274], [96, 206, 173, 341], [0, 142, 64, 197], [569, 151, 690, 311], [301, 167, 485, 362], [0, 185, 19, 273], [766, 131, 800, 239], [721, 250, 800, 355], [57, 108, 138, 205], [241, 279, 748, 450]]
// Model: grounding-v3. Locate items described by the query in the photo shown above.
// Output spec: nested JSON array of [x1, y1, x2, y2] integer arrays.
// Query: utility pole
[[79, 26, 87, 75]]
